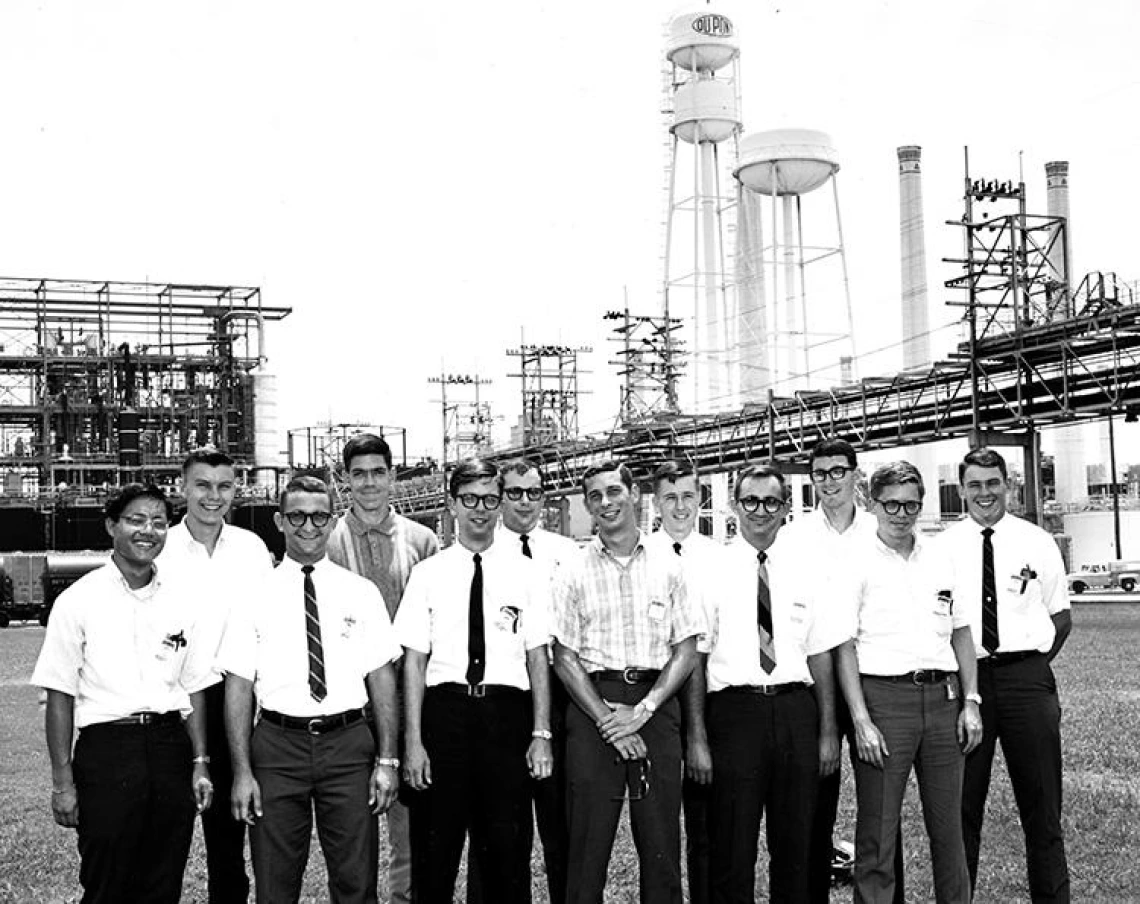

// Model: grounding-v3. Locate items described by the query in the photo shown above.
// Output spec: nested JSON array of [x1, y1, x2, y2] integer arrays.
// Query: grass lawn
[[1, 602, 1138, 902]]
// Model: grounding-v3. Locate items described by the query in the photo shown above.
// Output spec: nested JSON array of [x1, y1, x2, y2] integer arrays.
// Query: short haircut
[[580, 460, 634, 494], [181, 448, 234, 474], [278, 475, 334, 512], [810, 438, 857, 469], [733, 462, 788, 501], [652, 460, 697, 493], [105, 483, 173, 522], [342, 433, 393, 471], [869, 461, 925, 500], [498, 457, 546, 490], [449, 458, 499, 497], [959, 446, 1008, 482]]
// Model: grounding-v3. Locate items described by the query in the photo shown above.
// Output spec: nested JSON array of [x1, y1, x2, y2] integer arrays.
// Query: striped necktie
[[981, 528, 1000, 653], [302, 565, 327, 702], [757, 551, 776, 674]]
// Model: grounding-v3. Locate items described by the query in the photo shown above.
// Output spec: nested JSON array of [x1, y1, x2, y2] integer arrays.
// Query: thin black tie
[[466, 553, 486, 686], [302, 565, 327, 702], [673, 541, 682, 556], [756, 551, 776, 673], [981, 528, 1000, 654], [519, 533, 533, 559]]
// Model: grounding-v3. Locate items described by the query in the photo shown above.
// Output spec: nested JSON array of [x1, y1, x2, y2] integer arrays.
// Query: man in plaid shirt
[[553, 460, 705, 904]]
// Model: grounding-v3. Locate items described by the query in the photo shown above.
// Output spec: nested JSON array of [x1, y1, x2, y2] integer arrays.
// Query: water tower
[[734, 128, 856, 395], [662, 7, 742, 412]]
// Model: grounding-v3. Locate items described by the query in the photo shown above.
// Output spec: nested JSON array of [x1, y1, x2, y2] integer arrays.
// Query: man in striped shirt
[[553, 460, 705, 904]]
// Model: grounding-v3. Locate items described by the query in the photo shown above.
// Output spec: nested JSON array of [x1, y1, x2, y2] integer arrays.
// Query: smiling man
[[326, 433, 439, 903], [939, 447, 1071, 902], [158, 448, 273, 904], [32, 484, 215, 904], [552, 460, 704, 904], [219, 475, 401, 904], [396, 457, 553, 904]]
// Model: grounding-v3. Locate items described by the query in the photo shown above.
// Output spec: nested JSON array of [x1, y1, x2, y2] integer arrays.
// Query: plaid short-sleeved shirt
[[552, 532, 704, 671]]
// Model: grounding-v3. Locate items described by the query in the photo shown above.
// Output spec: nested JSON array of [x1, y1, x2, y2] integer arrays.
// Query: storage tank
[[734, 129, 840, 196]]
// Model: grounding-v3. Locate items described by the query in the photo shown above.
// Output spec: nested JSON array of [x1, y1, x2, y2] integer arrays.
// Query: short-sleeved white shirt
[[938, 513, 1068, 656], [31, 562, 217, 728], [840, 533, 968, 675], [643, 530, 722, 654], [395, 540, 551, 690], [497, 524, 579, 578], [157, 521, 274, 677], [706, 535, 849, 690], [217, 555, 401, 716], [781, 506, 877, 610]]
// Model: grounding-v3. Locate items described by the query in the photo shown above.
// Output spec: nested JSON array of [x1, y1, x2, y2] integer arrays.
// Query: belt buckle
[[911, 670, 927, 685], [306, 718, 324, 735], [622, 668, 638, 685], [468, 684, 486, 698], [757, 684, 778, 696]]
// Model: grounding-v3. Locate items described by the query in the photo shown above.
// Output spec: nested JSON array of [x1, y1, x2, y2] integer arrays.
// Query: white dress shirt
[[31, 562, 217, 728], [706, 535, 848, 691], [781, 506, 877, 608], [841, 533, 968, 675], [395, 540, 551, 690], [157, 521, 274, 677], [938, 513, 1069, 656], [217, 556, 401, 716], [496, 524, 579, 578], [644, 529, 723, 654]]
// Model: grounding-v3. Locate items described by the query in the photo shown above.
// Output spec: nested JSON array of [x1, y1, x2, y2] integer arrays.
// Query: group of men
[[32, 433, 1072, 904]]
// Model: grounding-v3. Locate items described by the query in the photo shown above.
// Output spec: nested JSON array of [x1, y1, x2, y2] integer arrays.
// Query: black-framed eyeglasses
[[503, 487, 544, 502], [121, 514, 170, 531], [876, 499, 922, 516], [456, 493, 501, 510], [738, 495, 786, 514], [811, 465, 853, 483], [283, 510, 333, 528], [611, 757, 651, 801]]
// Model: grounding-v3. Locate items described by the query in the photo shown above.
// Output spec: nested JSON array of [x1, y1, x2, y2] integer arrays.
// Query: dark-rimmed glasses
[[738, 495, 786, 514], [811, 465, 853, 483], [121, 514, 170, 531], [456, 493, 501, 510], [503, 487, 543, 502], [876, 499, 922, 516], [283, 510, 333, 528]]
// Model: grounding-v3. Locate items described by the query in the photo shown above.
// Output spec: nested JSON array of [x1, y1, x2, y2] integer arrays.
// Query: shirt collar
[[344, 506, 397, 537], [590, 530, 646, 562]]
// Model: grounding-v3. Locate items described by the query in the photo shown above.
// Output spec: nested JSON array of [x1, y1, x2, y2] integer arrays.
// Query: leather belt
[[982, 650, 1041, 666], [432, 683, 525, 698], [717, 682, 808, 697], [591, 668, 661, 685], [102, 711, 183, 727], [260, 708, 366, 735], [872, 669, 954, 685]]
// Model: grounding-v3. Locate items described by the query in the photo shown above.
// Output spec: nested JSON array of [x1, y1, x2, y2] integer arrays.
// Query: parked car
[[1067, 560, 1140, 594]]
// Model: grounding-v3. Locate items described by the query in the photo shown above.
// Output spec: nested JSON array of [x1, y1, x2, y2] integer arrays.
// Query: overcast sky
[[4, 0, 1139, 464]]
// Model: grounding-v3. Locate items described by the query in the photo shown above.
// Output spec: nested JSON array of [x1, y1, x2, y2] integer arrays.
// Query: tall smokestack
[[1045, 160, 1072, 317], [898, 145, 930, 369]]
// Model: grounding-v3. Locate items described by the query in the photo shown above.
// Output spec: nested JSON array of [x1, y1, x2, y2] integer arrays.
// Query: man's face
[[346, 453, 391, 516], [106, 495, 169, 570], [275, 490, 334, 564], [182, 463, 236, 529], [733, 475, 788, 551], [501, 469, 544, 534], [653, 475, 699, 540], [583, 470, 639, 539], [451, 477, 501, 548], [960, 464, 1009, 527], [871, 481, 923, 548], [810, 454, 857, 515]]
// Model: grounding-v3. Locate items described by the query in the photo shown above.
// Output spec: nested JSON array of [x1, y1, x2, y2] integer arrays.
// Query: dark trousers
[[249, 719, 378, 904], [410, 686, 533, 904], [707, 686, 819, 904], [72, 719, 196, 904], [810, 690, 905, 904], [853, 677, 970, 904], [963, 654, 1070, 903], [202, 681, 250, 903], [683, 777, 713, 904], [565, 677, 683, 904]]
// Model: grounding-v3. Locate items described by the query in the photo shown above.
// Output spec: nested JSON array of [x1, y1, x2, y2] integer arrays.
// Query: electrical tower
[[506, 343, 591, 446], [428, 372, 493, 469], [605, 308, 685, 425]]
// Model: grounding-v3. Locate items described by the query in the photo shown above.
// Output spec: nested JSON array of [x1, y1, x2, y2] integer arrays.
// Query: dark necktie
[[520, 533, 532, 559], [302, 565, 327, 702], [756, 551, 776, 673], [466, 553, 486, 686], [673, 541, 682, 556], [981, 528, 1000, 653]]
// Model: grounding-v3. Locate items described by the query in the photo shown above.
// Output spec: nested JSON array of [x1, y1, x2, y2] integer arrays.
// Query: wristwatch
[[636, 697, 658, 717], [375, 757, 401, 769], [965, 693, 982, 705]]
